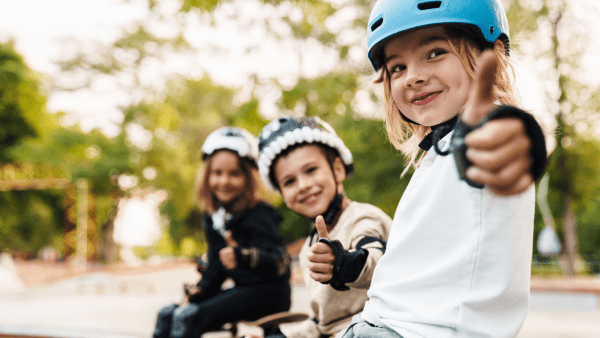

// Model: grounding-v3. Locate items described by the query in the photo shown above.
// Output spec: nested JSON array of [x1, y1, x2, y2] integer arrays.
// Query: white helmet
[[201, 127, 259, 165], [257, 116, 354, 191]]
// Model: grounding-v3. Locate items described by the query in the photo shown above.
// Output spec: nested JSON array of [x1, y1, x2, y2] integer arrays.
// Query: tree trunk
[[561, 194, 578, 276]]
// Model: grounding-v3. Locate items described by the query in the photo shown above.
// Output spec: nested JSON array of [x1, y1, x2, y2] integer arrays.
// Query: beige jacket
[[281, 202, 392, 338]]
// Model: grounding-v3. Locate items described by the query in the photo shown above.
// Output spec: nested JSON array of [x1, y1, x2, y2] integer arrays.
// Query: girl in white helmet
[[153, 127, 291, 338], [249, 116, 392, 338], [337, 1, 548, 338]]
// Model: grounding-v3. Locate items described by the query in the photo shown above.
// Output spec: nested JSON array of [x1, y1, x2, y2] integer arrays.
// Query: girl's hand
[[307, 216, 335, 283], [461, 51, 534, 196], [219, 231, 238, 270]]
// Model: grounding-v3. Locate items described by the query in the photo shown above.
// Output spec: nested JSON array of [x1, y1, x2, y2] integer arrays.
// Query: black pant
[[154, 283, 291, 338]]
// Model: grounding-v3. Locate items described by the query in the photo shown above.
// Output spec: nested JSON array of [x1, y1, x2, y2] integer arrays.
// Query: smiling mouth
[[412, 92, 441, 105], [301, 192, 320, 204]]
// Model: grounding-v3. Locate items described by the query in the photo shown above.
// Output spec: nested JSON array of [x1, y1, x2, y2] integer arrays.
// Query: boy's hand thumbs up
[[308, 215, 335, 283], [461, 50, 498, 126], [315, 215, 331, 240]]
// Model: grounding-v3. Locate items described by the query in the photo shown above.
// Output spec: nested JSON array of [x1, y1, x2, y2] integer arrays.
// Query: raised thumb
[[315, 215, 331, 240], [461, 50, 498, 126], [224, 231, 238, 247]]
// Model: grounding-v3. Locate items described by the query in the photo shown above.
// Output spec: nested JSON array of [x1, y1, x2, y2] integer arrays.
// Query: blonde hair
[[196, 150, 265, 214], [376, 25, 518, 175]]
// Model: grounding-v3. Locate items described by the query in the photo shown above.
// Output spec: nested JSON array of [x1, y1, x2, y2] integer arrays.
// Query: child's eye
[[428, 49, 446, 59], [282, 178, 295, 187], [306, 166, 317, 174], [388, 64, 406, 73]]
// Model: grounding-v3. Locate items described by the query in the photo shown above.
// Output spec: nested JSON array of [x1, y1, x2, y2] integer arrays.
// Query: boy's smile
[[384, 26, 473, 126], [273, 144, 340, 219]]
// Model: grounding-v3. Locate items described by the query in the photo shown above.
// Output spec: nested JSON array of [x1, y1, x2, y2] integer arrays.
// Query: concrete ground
[[1, 261, 599, 338]]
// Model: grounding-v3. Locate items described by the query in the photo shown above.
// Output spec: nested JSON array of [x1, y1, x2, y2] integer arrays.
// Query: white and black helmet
[[258, 116, 354, 191], [202, 127, 259, 165]]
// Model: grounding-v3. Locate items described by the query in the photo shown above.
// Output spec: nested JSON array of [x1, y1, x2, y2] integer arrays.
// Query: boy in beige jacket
[[253, 116, 393, 338]]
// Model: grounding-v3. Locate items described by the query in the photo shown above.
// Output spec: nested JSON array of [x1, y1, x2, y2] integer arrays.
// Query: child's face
[[208, 150, 246, 205], [273, 144, 340, 219], [384, 26, 473, 126]]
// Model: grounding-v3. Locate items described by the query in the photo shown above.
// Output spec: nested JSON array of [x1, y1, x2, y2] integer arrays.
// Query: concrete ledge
[[0, 326, 145, 338], [530, 277, 600, 295]]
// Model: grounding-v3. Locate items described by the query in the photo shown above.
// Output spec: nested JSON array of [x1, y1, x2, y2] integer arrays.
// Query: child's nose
[[404, 66, 427, 88], [219, 175, 231, 185], [297, 175, 311, 191]]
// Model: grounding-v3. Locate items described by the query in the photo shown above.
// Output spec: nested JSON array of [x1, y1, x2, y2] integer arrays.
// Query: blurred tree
[[578, 186, 600, 271], [506, 0, 600, 275], [0, 42, 62, 255], [0, 41, 45, 161]]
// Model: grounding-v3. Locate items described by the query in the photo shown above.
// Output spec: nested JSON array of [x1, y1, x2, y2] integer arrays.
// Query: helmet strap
[[400, 111, 421, 125], [310, 192, 345, 226]]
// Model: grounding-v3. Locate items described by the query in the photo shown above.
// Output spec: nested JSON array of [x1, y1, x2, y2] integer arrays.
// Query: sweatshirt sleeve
[[345, 217, 389, 289], [231, 203, 290, 279], [317, 215, 389, 291], [193, 215, 227, 301]]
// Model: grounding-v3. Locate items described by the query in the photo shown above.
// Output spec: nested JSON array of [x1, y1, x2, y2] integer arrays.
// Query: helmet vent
[[417, 1, 442, 10], [371, 18, 383, 32]]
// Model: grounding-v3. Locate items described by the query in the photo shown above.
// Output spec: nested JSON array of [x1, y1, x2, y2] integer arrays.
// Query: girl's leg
[[189, 284, 292, 336], [170, 303, 200, 338], [153, 303, 178, 338]]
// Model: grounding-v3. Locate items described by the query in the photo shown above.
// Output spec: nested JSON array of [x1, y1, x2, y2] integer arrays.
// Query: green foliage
[[280, 72, 359, 119], [0, 42, 45, 161], [577, 187, 600, 261], [154, 229, 177, 256], [504, 0, 546, 47], [179, 0, 221, 12], [336, 115, 410, 217], [0, 190, 63, 255]]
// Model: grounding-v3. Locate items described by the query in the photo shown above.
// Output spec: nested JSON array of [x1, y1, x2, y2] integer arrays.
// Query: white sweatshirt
[[361, 132, 535, 338]]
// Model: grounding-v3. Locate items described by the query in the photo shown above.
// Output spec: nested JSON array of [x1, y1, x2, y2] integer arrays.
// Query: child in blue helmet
[[337, 0, 547, 338], [250, 116, 392, 338], [153, 127, 291, 338]]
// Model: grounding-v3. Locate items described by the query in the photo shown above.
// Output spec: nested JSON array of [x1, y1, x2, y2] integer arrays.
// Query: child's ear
[[332, 157, 347, 184]]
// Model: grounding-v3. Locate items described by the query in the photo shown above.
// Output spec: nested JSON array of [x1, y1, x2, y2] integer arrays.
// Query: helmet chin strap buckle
[[310, 193, 344, 226]]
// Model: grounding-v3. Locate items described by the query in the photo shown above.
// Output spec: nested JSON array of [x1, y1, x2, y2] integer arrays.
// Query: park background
[[0, 1, 600, 335]]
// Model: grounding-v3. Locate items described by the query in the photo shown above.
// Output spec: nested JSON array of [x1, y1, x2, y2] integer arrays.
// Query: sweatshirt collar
[[418, 115, 459, 151]]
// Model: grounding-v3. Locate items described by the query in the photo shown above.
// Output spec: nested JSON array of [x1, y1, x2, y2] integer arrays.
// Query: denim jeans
[[153, 283, 291, 338], [336, 314, 403, 338]]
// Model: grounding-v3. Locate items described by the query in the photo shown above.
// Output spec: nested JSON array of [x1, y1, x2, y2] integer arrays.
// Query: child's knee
[[173, 303, 199, 320], [158, 303, 178, 318]]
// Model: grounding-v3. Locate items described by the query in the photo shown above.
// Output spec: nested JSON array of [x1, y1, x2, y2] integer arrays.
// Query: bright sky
[[0, 0, 598, 139]]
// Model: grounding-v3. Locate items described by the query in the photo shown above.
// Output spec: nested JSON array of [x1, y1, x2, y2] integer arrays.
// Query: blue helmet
[[367, 0, 510, 70]]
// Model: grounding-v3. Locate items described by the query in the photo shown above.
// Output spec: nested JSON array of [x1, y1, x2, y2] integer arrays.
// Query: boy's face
[[208, 150, 246, 205], [273, 144, 341, 219], [384, 26, 473, 126]]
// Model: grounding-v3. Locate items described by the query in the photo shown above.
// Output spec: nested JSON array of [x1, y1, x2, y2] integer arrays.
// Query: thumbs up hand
[[219, 231, 239, 270], [460, 50, 534, 195], [307, 216, 336, 283]]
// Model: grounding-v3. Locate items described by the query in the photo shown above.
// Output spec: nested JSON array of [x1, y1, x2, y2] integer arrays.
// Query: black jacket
[[192, 202, 290, 302]]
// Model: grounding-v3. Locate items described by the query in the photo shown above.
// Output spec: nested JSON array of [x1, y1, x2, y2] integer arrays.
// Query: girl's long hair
[[376, 25, 518, 175], [196, 150, 265, 214]]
